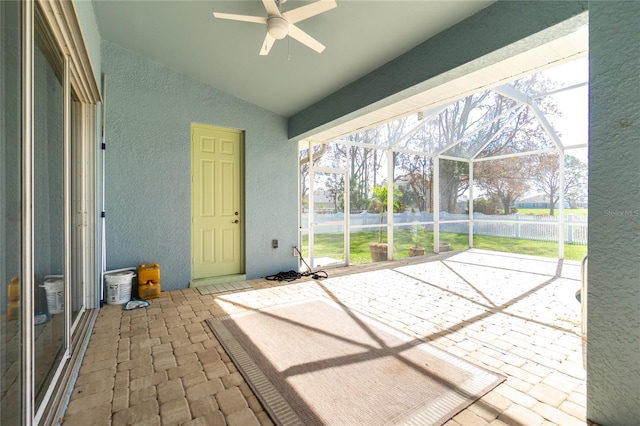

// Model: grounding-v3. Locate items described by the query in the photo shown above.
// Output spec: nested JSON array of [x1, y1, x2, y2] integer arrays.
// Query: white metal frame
[[299, 73, 587, 264], [303, 140, 350, 268], [22, 1, 35, 422]]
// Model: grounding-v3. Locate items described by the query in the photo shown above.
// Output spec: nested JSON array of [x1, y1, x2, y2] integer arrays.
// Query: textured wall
[[588, 2, 640, 424], [101, 41, 296, 290]]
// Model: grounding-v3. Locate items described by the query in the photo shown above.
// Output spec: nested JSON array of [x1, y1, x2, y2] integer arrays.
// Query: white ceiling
[[92, 0, 496, 117]]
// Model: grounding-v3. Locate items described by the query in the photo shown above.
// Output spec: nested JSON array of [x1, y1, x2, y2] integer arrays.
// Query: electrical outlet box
[[292, 246, 299, 257], [272, 239, 278, 249]]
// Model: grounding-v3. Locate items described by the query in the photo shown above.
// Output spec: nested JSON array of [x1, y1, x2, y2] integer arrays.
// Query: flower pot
[[368, 243, 388, 262], [439, 242, 451, 252], [409, 246, 425, 257]]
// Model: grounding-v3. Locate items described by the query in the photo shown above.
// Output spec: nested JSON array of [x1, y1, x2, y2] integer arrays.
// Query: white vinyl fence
[[303, 211, 588, 245]]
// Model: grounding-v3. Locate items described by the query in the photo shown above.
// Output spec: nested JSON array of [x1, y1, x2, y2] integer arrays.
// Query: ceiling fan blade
[[288, 24, 326, 53], [283, 0, 336, 24], [212, 12, 267, 24], [259, 32, 277, 56], [262, 0, 281, 17]]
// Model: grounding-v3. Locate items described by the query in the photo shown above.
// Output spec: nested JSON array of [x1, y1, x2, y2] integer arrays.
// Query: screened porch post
[[469, 161, 474, 248], [433, 156, 440, 253], [386, 149, 394, 260], [558, 152, 566, 259], [307, 141, 315, 267]]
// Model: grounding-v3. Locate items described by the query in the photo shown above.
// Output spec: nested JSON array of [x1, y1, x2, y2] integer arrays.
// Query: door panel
[[310, 170, 347, 268], [191, 125, 243, 279], [33, 20, 66, 406]]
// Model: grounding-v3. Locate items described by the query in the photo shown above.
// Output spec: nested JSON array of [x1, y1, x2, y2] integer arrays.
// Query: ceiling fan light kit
[[268, 16, 289, 40], [213, 0, 337, 56]]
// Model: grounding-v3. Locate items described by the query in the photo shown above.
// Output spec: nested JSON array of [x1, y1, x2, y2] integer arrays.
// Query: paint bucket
[[41, 277, 64, 314], [105, 270, 135, 305]]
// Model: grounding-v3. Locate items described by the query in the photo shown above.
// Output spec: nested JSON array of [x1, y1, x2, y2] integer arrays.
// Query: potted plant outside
[[368, 184, 402, 262], [409, 223, 426, 257]]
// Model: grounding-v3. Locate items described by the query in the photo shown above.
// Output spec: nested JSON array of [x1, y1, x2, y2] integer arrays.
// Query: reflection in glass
[[1, 1, 23, 423], [34, 15, 65, 405], [71, 102, 83, 322]]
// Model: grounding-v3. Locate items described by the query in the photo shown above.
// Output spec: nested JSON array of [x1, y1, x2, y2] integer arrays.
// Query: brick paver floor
[[62, 249, 589, 425]]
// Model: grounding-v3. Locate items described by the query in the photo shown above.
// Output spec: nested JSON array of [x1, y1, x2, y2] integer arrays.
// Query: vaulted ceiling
[[92, 1, 587, 141], [92, 0, 496, 117]]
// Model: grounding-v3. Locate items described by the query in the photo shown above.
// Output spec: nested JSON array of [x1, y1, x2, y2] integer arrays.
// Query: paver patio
[[62, 249, 588, 425]]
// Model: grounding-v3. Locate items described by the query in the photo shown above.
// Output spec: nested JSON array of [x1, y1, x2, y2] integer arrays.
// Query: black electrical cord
[[265, 247, 328, 282]]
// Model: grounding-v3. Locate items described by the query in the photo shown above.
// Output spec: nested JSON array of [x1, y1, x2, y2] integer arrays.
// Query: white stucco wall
[[101, 41, 297, 290], [587, 2, 640, 424]]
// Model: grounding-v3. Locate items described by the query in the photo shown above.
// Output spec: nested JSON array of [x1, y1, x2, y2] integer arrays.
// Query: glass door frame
[[18, 1, 101, 424], [299, 141, 350, 269], [309, 167, 349, 268]]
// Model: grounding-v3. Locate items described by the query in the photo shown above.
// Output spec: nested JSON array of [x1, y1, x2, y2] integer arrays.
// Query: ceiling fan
[[213, 0, 337, 56]]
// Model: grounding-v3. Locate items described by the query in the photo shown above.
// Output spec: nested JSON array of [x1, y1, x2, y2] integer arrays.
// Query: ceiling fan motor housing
[[268, 16, 289, 39], [213, 0, 337, 55]]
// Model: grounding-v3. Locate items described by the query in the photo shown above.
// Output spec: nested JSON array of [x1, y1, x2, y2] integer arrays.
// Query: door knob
[[232, 219, 239, 224]]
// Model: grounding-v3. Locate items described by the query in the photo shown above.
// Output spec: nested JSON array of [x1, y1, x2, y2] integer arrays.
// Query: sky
[[538, 57, 589, 163]]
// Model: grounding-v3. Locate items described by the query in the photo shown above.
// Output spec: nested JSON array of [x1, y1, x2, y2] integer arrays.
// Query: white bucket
[[42, 277, 64, 314], [105, 270, 135, 305]]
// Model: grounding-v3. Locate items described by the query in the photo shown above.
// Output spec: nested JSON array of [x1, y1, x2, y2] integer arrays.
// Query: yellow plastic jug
[[138, 263, 160, 284], [138, 263, 161, 299], [138, 281, 161, 300], [7, 276, 20, 320]]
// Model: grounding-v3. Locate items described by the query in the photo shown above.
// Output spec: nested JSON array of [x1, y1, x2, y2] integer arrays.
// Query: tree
[[324, 174, 345, 212], [344, 129, 385, 211], [439, 159, 469, 213], [432, 95, 485, 211], [369, 184, 403, 243], [473, 197, 499, 215], [393, 153, 433, 212], [533, 154, 587, 215], [301, 72, 566, 220], [424, 74, 560, 214], [475, 157, 532, 214]]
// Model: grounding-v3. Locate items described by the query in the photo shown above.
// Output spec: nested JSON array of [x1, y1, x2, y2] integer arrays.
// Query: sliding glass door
[[1, 1, 100, 423], [33, 11, 66, 406]]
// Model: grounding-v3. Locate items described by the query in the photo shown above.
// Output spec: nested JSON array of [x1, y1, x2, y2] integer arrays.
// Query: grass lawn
[[514, 208, 588, 216], [303, 229, 587, 265]]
